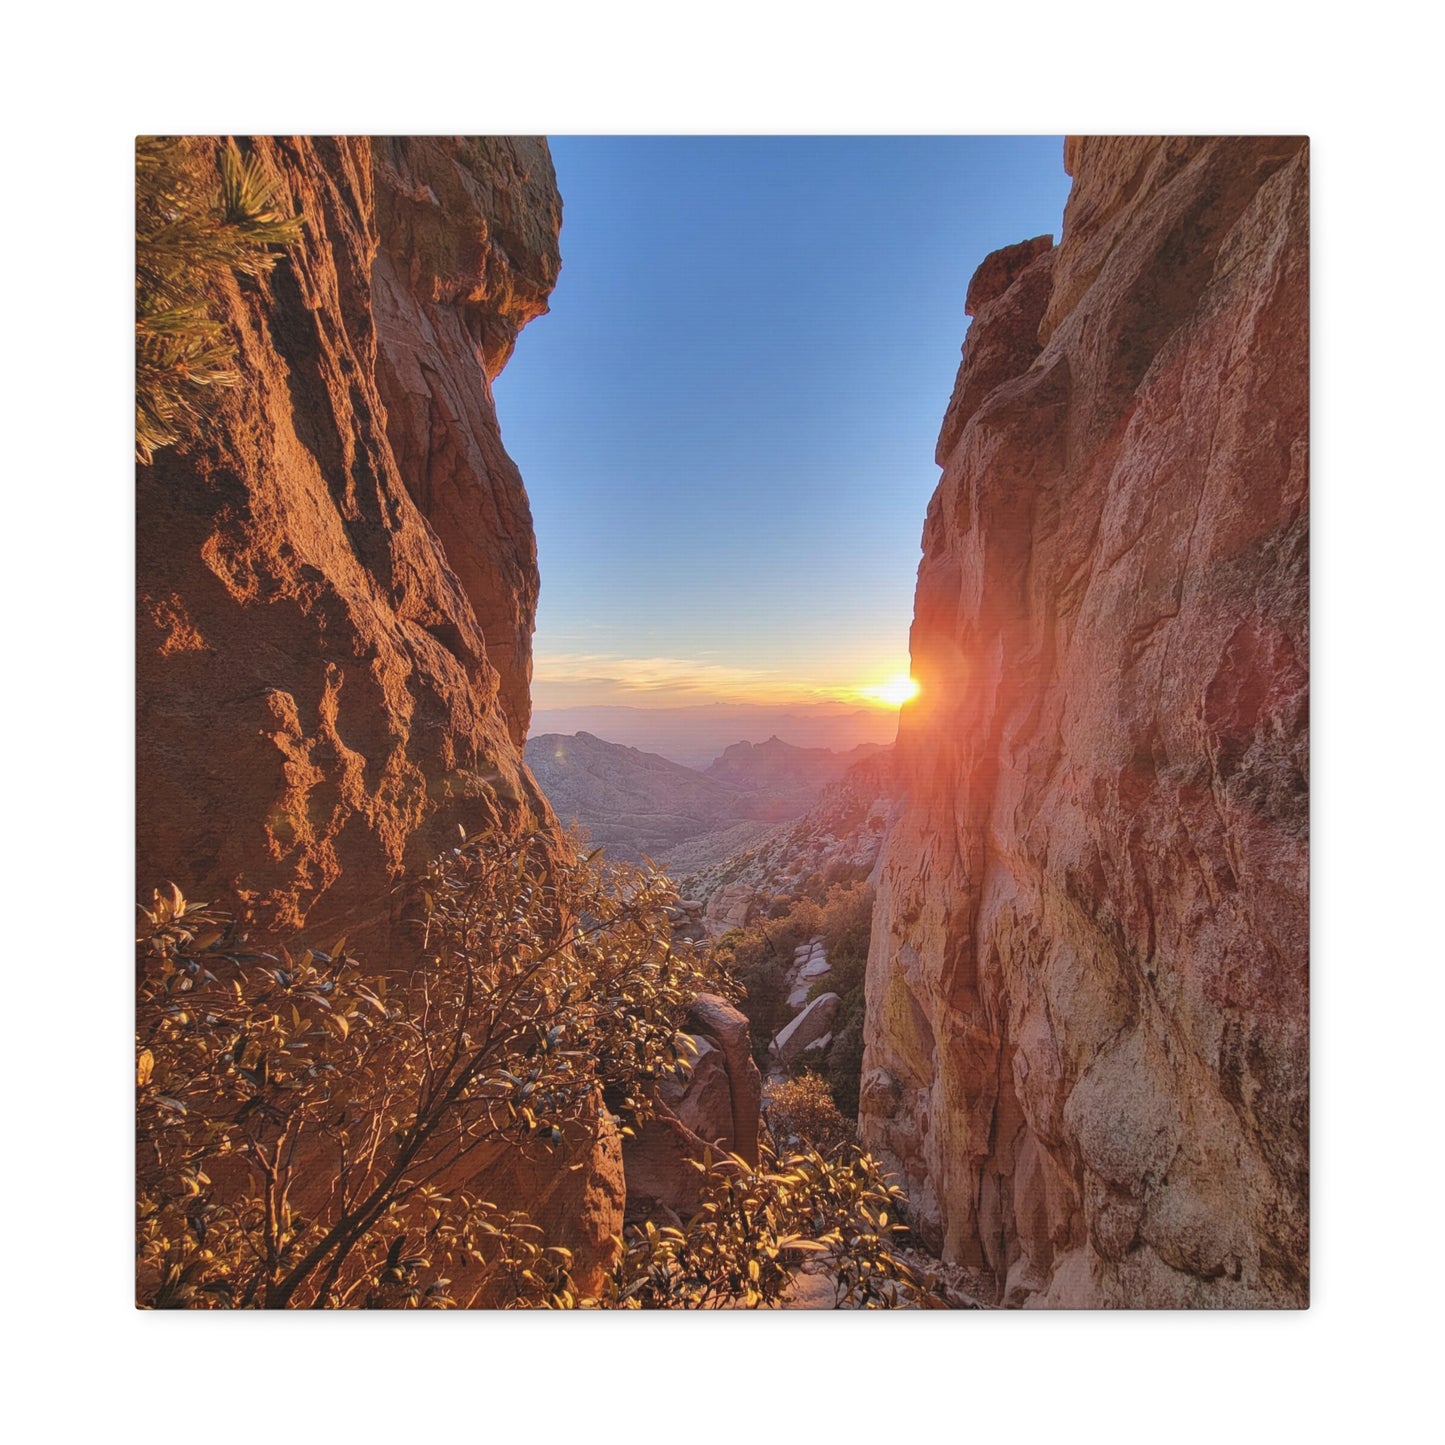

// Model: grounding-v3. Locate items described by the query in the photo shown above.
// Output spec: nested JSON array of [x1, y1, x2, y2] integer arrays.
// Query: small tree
[[137, 828, 932, 1309]]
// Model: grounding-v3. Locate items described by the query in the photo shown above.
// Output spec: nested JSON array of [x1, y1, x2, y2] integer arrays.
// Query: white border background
[[5, 2, 1438, 1438]]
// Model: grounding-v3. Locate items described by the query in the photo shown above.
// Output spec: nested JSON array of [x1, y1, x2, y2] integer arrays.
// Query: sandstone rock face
[[137, 137, 558, 949], [136, 137, 622, 1295], [371, 137, 560, 745], [861, 137, 1309, 1308]]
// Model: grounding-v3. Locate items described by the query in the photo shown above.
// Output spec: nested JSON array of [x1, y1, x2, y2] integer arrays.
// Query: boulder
[[687, 993, 763, 1166], [703, 883, 757, 936], [622, 1110, 716, 1225], [658, 1036, 735, 1151], [621, 993, 764, 1221], [772, 993, 842, 1068]]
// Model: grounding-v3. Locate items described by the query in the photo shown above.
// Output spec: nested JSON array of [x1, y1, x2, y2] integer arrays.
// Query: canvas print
[[135, 135, 1308, 1308]]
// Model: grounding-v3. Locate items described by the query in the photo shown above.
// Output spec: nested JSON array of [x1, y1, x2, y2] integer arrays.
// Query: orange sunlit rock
[[136, 136, 624, 1292]]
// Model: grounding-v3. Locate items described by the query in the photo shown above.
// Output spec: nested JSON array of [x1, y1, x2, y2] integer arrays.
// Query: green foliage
[[713, 878, 875, 1116], [710, 896, 824, 1070], [135, 830, 719, 1309], [824, 1018, 865, 1119], [135, 137, 302, 464], [606, 1145, 924, 1309]]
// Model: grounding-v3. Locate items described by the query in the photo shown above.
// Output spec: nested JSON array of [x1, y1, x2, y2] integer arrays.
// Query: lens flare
[[864, 674, 920, 708]]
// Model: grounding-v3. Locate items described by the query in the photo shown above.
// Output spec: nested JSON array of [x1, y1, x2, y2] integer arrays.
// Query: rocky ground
[[679, 747, 896, 937]]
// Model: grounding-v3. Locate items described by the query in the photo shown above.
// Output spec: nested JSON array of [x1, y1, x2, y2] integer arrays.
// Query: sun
[[864, 674, 920, 708]]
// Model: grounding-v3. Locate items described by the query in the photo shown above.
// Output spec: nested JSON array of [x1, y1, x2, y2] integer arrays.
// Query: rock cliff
[[137, 137, 558, 948], [136, 137, 623, 1295], [861, 137, 1309, 1307]]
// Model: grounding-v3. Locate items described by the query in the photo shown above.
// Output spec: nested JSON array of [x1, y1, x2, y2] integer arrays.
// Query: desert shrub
[[710, 896, 822, 1069], [819, 879, 872, 970], [735, 953, 790, 1071], [135, 828, 720, 1309], [823, 858, 871, 888], [136, 136, 302, 463], [607, 1144, 922, 1309], [764, 1072, 855, 1156]]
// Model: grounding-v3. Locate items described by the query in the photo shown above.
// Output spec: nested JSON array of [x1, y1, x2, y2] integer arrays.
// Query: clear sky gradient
[[494, 136, 1072, 712]]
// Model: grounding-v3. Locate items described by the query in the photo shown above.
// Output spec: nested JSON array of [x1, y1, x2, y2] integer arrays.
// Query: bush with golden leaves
[[763, 1071, 857, 1157], [608, 1146, 926, 1309], [136, 829, 719, 1308]]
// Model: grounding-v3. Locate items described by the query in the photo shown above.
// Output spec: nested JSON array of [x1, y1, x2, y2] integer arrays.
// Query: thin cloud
[[532, 652, 856, 707]]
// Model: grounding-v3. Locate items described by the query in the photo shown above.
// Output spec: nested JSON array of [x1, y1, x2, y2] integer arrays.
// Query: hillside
[[524, 730, 885, 865], [138, 137, 560, 952], [705, 736, 883, 816], [525, 731, 754, 859], [680, 747, 898, 929]]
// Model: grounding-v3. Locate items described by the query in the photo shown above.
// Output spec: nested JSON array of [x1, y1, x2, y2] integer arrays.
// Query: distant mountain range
[[705, 736, 884, 818], [527, 702, 899, 769], [525, 729, 886, 865]]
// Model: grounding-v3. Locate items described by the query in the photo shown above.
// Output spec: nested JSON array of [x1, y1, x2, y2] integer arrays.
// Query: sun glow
[[863, 674, 920, 708]]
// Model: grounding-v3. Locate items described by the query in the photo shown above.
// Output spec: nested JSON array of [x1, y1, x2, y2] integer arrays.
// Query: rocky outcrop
[[773, 993, 842, 1069], [683, 994, 764, 1166], [136, 137, 622, 1294], [704, 883, 759, 936], [787, 937, 833, 1009], [862, 137, 1308, 1307], [624, 994, 762, 1220], [138, 137, 561, 949]]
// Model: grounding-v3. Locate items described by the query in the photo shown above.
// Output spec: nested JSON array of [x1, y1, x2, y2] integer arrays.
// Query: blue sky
[[494, 136, 1071, 710]]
